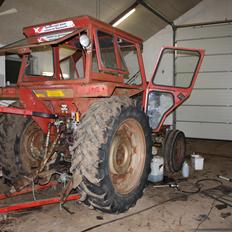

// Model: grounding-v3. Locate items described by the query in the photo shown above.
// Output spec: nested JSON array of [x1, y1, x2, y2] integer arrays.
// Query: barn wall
[[142, 0, 232, 140], [0, 44, 5, 87]]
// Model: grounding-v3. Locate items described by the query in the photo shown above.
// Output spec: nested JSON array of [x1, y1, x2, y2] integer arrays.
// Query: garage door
[[175, 22, 232, 140]]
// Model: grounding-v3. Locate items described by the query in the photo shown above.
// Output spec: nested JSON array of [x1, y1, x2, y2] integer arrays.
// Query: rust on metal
[[109, 118, 146, 195]]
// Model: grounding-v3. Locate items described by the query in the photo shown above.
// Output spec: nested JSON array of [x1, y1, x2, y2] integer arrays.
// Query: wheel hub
[[21, 121, 45, 171], [109, 118, 146, 195], [109, 135, 132, 175]]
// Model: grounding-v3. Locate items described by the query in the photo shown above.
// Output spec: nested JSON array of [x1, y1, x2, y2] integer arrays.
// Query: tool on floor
[[153, 182, 179, 189], [217, 175, 232, 182]]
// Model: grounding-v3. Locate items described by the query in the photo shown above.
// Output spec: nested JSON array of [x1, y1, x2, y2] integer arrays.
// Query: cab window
[[97, 31, 117, 70], [25, 46, 53, 77], [59, 41, 85, 80], [95, 30, 142, 85], [117, 39, 142, 85]]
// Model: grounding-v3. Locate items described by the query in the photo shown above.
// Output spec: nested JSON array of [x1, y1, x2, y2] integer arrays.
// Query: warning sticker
[[46, 90, 65, 97], [33, 20, 75, 34], [37, 31, 74, 43]]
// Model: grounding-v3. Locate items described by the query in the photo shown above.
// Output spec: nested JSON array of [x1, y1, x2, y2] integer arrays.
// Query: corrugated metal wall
[[176, 22, 232, 140]]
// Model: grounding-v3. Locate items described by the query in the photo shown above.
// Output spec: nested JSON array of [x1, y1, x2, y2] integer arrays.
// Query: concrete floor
[[0, 139, 232, 232]]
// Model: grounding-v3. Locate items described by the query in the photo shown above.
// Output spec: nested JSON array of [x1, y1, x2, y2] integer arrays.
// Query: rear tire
[[0, 113, 45, 189], [70, 97, 152, 213]]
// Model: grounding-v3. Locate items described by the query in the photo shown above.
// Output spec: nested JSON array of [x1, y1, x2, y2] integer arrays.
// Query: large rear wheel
[[0, 114, 45, 190], [70, 97, 152, 213]]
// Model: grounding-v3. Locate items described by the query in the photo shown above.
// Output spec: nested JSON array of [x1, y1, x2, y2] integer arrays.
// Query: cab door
[[145, 46, 204, 132]]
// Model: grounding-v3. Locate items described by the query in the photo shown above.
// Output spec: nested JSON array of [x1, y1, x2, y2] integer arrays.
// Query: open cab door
[[145, 46, 204, 132]]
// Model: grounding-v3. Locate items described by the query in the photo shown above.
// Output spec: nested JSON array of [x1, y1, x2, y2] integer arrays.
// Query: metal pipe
[[172, 26, 177, 129], [176, 35, 232, 42], [182, 104, 229, 107], [217, 175, 232, 182], [176, 19, 232, 29], [38, 131, 63, 173], [0, 194, 81, 213], [43, 123, 51, 162], [177, 70, 232, 74], [176, 120, 229, 124], [0, 181, 58, 200]]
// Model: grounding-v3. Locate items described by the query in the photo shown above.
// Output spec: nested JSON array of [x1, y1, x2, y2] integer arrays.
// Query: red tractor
[[0, 16, 204, 213]]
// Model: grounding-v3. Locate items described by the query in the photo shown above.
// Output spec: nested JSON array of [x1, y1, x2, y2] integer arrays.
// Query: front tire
[[70, 97, 152, 213], [163, 130, 186, 174]]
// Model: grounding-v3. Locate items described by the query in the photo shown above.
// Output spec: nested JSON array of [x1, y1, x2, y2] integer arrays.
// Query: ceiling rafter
[[0, 0, 5, 7], [0, 0, 202, 44]]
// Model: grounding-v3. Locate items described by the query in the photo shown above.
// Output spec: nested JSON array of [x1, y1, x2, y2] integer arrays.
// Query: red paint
[[0, 181, 81, 213], [0, 182, 57, 200], [146, 46, 205, 132], [0, 194, 80, 213]]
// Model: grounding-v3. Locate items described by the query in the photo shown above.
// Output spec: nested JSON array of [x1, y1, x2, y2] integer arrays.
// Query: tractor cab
[[0, 16, 149, 119], [0, 16, 146, 87]]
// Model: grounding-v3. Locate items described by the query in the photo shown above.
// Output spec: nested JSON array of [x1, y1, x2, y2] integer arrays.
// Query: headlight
[[80, 34, 91, 48]]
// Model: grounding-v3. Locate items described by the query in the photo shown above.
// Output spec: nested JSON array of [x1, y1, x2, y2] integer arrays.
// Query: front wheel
[[163, 130, 186, 174], [70, 97, 152, 213]]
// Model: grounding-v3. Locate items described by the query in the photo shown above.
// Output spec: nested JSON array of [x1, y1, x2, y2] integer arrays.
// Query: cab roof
[[0, 15, 142, 54]]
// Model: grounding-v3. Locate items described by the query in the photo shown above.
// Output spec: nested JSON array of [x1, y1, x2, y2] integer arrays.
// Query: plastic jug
[[148, 156, 164, 183], [182, 161, 189, 178]]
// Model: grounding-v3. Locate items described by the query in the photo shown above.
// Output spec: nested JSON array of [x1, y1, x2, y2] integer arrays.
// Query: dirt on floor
[[0, 139, 232, 232]]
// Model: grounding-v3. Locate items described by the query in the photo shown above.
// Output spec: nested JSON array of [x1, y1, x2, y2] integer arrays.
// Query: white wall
[[0, 44, 5, 87], [143, 0, 232, 81], [175, 0, 232, 25], [142, 26, 173, 81], [143, 0, 232, 139]]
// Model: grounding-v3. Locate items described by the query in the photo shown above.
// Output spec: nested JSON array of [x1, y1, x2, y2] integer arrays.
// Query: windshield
[[24, 30, 87, 80], [94, 30, 142, 85], [59, 45, 85, 79], [153, 48, 201, 88], [0, 29, 80, 53], [25, 46, 54, 77]]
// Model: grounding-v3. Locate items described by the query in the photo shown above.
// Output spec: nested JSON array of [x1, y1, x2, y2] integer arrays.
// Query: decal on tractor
[[33, 20, 75, 34], [37, 30, 74, 43]]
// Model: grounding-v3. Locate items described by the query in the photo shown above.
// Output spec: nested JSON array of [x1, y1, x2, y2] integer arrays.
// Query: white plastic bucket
[[148, 156, 164, 183], [191, 153, 204, 170]]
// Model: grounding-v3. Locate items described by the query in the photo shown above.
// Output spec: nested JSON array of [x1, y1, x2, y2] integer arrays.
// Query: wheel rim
[[172, 133, 185, 171], [21, 121, 45, 172], [109, 118, 146, 195]]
